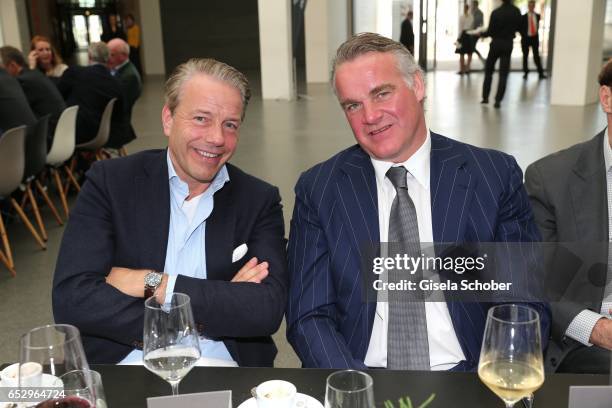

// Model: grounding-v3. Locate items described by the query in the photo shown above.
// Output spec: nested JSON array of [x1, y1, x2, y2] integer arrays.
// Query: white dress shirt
[[364, 131, 466, 370]]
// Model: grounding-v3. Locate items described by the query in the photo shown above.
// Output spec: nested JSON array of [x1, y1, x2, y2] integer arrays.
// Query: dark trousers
[[129, 46, 143, 77], [521, 36, 544, 75], [482, 40, 513, 103]]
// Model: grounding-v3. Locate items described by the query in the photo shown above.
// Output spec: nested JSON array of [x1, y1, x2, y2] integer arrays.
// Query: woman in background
[[455, 3, 475, 75], [29, 35, 68, 79]]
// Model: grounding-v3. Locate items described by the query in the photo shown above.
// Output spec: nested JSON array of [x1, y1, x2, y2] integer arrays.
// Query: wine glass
[[478, 304, 545, 407], [60, 370, 107, 408], [20, 324, 95, 408], [325, 370, 375, 408], [143, 293, 201, 396]]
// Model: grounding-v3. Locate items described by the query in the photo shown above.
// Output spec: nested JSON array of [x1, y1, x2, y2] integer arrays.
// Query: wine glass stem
[[170, 381, 180, 396]]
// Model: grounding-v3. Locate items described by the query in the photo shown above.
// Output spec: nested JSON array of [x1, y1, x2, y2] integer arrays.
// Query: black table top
[[94, 365, 610, 407]]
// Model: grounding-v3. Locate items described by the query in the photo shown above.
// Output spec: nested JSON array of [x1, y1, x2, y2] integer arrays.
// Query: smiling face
[[34, 40, 52, 67], [334, 51, 427, 163], [162, 73, 243, 197]]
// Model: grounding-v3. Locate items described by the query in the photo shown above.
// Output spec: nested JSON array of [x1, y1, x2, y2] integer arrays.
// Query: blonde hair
[[164, 58, 251, 119]]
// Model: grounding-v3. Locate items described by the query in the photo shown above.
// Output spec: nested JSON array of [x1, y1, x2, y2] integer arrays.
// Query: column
[[138, 0, 166, 75], [305, 0, 349, 83], [258, 0, 295, 100], [0, 0, 30, 51], [550, 0, 606, 106]]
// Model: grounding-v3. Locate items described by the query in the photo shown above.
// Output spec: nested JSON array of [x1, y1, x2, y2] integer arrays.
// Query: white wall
[[551, 0, 606, 105], [258, 0, 295, 100], [0, 0, 29, 51], [305, 0, 349, 83], [139, 0, 165, 75]]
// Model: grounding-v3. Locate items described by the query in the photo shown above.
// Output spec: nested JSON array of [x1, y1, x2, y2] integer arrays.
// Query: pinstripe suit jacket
[[287, 132, 551, 370]]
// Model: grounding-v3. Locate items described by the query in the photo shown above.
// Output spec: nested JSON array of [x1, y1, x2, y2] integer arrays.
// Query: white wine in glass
[[478, 304, 544, 407], [143, 293, 201, 396]]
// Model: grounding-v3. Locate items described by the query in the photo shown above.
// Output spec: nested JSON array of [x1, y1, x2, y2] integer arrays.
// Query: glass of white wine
[[143, 293, 201, 396], [478, 304, 544, 408]]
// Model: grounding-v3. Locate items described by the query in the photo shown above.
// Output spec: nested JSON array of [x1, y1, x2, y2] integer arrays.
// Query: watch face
[[145, 272, 162, 287]]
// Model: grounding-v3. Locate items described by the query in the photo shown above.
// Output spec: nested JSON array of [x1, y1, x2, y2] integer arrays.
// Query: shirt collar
[[604, 128, 612, 172], [166, 149, 229, 198], [370, 130, 431, 191]]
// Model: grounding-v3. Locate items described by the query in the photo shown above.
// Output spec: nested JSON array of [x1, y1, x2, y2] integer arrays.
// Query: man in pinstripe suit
[[286, 33, 550, 370]]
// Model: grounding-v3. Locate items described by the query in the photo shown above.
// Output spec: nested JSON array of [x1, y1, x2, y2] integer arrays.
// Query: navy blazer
[[287, 133, 551, 370], [53, 149, 288, 366]]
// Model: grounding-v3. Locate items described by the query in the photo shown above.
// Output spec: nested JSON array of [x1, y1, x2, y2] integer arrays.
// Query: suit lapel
[[338, 147, 379, 332], [205, 173, 236, 280], [135, 150, 171, 270], [570, 131, 608, 242], [430, 133, 474, 243]]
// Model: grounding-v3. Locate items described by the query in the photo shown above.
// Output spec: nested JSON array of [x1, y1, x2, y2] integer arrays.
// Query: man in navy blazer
[[53, 58, 287, 366], [286, 33, 550, 370]]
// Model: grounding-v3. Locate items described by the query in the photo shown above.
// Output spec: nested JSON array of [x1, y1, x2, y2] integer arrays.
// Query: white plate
[[237, 392, 323, 408], [0, 374, 63, 408]]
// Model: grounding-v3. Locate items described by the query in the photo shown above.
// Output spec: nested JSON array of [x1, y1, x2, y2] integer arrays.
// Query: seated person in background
[[525, 59, 612, 374], [52, 58, 288, 367], [107, 38, 142, 148], [0, 45, 66, 147], [58, 42, 127, 145], [0, 66, 36, 135], [29, 35, 68, 80], [286, 33, 550, 370]]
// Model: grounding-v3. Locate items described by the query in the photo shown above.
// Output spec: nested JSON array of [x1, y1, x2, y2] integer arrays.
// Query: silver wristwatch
[[144, 271, 163, 299]]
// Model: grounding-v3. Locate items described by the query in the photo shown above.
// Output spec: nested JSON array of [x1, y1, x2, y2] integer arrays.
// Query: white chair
[[47, 105, 79, 218], [0, 126, 46, 277], [76, 97, 117, 160]]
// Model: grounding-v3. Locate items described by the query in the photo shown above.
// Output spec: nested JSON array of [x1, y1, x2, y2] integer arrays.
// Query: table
[[95, 365, 610, 407]]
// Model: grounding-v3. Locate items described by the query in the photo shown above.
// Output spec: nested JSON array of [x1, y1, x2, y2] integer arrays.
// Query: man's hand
[[231, 257, 269, 283], [589, 318, 612, 350], [105, 267, 149, 298]]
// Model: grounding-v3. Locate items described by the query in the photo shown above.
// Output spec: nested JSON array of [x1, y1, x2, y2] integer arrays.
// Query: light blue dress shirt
[[119, 151, 234, 364]]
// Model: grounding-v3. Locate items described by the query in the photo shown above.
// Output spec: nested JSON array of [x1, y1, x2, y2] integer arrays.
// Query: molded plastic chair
[[76, 97, 117, 159], [47, 105, 79, 218], [0, 126, 46, 276]]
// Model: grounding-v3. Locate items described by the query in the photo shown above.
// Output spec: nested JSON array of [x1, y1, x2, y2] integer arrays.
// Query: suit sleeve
[[496, 157, 551, 345], [173, 186, 288, 338], [286, 174, 367, 369], [53, 162, 145, 348], [525, 163, 590, 341]]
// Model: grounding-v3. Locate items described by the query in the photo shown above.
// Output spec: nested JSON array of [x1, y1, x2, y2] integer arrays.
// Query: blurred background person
[[456, 3, 474, 75], [521, 0, 547, 79], [471, 1, 486, 64], [0, 45, 65, 147], [400, 10, 414, 55], [107, 38, 142, 149], [29, 35, 68, 81], [0, 65, 36, 135], [101, 14, 126, 43], [124, 13, 142, 76]]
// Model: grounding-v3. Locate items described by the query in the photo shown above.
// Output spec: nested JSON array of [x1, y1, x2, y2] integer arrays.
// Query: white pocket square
[[232, 243, 248, 263]]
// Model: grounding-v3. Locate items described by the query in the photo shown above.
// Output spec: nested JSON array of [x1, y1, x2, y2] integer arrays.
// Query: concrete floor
[[0, 70, 606, 368]]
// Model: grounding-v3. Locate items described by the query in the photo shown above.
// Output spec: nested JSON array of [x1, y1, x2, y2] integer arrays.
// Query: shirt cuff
[[163, 274, 178, 305], [565, 309, 606, 346]]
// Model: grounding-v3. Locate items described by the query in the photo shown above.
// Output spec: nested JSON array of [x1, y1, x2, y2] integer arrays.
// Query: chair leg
[[10, 198, 46, 250], [35, 179, 63, 226], [53, 169, 70, 219], [64, 157, 77, 194], [25, 183, 47, 241], [0, 250, 15, 277], [0, 213, 14, 270], [64, 164, 81, 193]]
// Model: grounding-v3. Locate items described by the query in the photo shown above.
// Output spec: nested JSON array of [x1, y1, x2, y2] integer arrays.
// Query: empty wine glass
[[20, 324, 95, 408], [143, 293, 201, 396], [325, 370, 374, 408], [478, 304, 545, 407]]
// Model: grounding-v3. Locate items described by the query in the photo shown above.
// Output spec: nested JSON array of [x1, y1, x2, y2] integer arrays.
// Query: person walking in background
[[29, 35, 68, 81], [470, 1, 485, 63], [400, 10, 415, 55], [456, 3, 474, 75], [479, 0, 522, 108], [521, 0, 547, 79], [125, 14, 143, 76]]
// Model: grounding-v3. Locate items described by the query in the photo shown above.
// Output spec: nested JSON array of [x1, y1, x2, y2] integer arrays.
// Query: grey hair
[[108, 38, 130, 56], [164, 58, 251, 120], [88, 42, 109, 64], [331, 32, 424, 94]]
